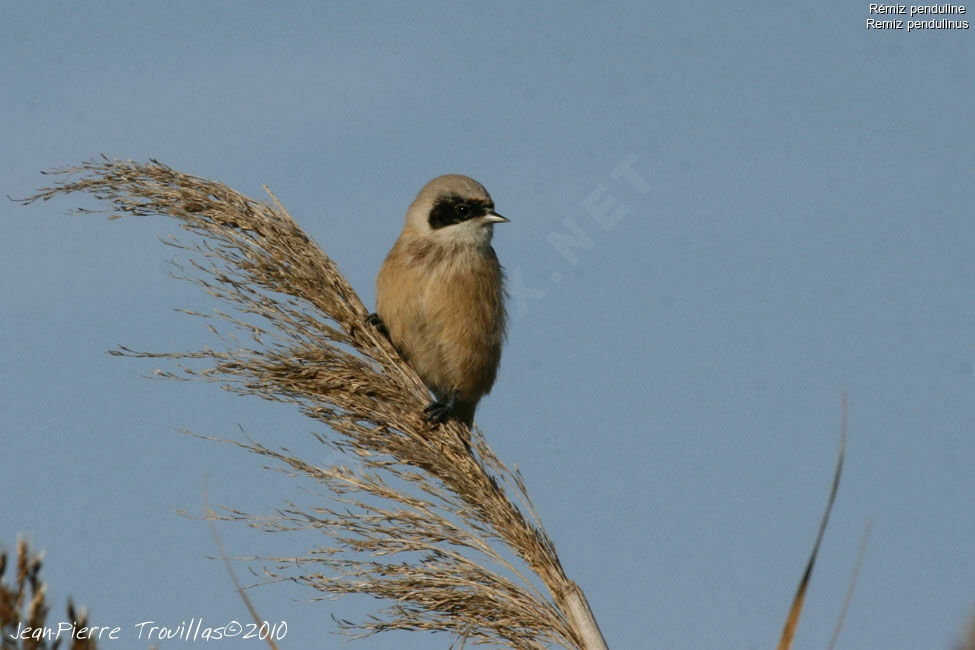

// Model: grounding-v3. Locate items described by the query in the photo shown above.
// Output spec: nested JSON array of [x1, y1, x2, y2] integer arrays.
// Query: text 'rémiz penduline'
[[867, 4, 970, 29]]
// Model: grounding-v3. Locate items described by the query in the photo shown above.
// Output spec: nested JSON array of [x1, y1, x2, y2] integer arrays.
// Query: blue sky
[[3, 2, 974, 648]]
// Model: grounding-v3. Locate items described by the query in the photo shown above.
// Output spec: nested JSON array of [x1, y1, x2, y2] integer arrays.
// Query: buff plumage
[[374, 175, 508, 426]]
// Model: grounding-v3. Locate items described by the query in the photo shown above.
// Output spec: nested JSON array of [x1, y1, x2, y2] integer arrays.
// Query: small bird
[[372, 174, 509, 426]]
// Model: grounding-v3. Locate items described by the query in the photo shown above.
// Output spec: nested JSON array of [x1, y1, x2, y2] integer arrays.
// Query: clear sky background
[[2, 2, 974, 649]]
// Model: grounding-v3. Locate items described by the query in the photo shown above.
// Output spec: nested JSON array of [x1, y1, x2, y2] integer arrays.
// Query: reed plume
[[20, 158, 607, 649]]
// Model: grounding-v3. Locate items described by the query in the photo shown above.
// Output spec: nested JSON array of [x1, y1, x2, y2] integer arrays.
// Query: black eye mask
[[428, 195, 493, 229]]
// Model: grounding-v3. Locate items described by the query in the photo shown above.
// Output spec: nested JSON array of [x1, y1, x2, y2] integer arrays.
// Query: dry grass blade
[[202, 478, 280, 650], [776, 392, 847, 650], [825, 517, 871, 650], [20, 158, 604, 649]]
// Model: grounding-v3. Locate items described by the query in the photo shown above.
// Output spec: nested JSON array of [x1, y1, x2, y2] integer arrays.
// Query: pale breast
[[379, 238, 506, 401]]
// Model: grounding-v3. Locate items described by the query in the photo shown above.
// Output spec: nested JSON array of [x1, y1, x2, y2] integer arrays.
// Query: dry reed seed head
[[20, 159, 595, 649]]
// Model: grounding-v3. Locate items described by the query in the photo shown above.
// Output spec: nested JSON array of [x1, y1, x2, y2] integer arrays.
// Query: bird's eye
[[456, 204, 470, 216]]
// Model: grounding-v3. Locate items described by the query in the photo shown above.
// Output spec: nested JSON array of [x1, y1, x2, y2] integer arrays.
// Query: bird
[[371, 174, 509, 427]]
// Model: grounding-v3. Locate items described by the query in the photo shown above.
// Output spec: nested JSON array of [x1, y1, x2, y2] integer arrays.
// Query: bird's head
[[404, 174, 509, 247]]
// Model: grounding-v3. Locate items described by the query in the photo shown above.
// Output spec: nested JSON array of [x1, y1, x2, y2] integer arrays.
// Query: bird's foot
[[366, 312, 389, 339], [423, 391, 458, 425], [423, 400, 454, 425]]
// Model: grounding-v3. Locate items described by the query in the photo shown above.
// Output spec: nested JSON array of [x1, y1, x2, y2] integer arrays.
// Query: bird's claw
[[424, 391, 459, 425], [423, 400, 454, 425], [366, 312, 389, 338]]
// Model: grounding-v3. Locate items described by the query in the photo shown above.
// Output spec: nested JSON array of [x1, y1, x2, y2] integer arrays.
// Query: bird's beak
[[484, 211, 510, 224]]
